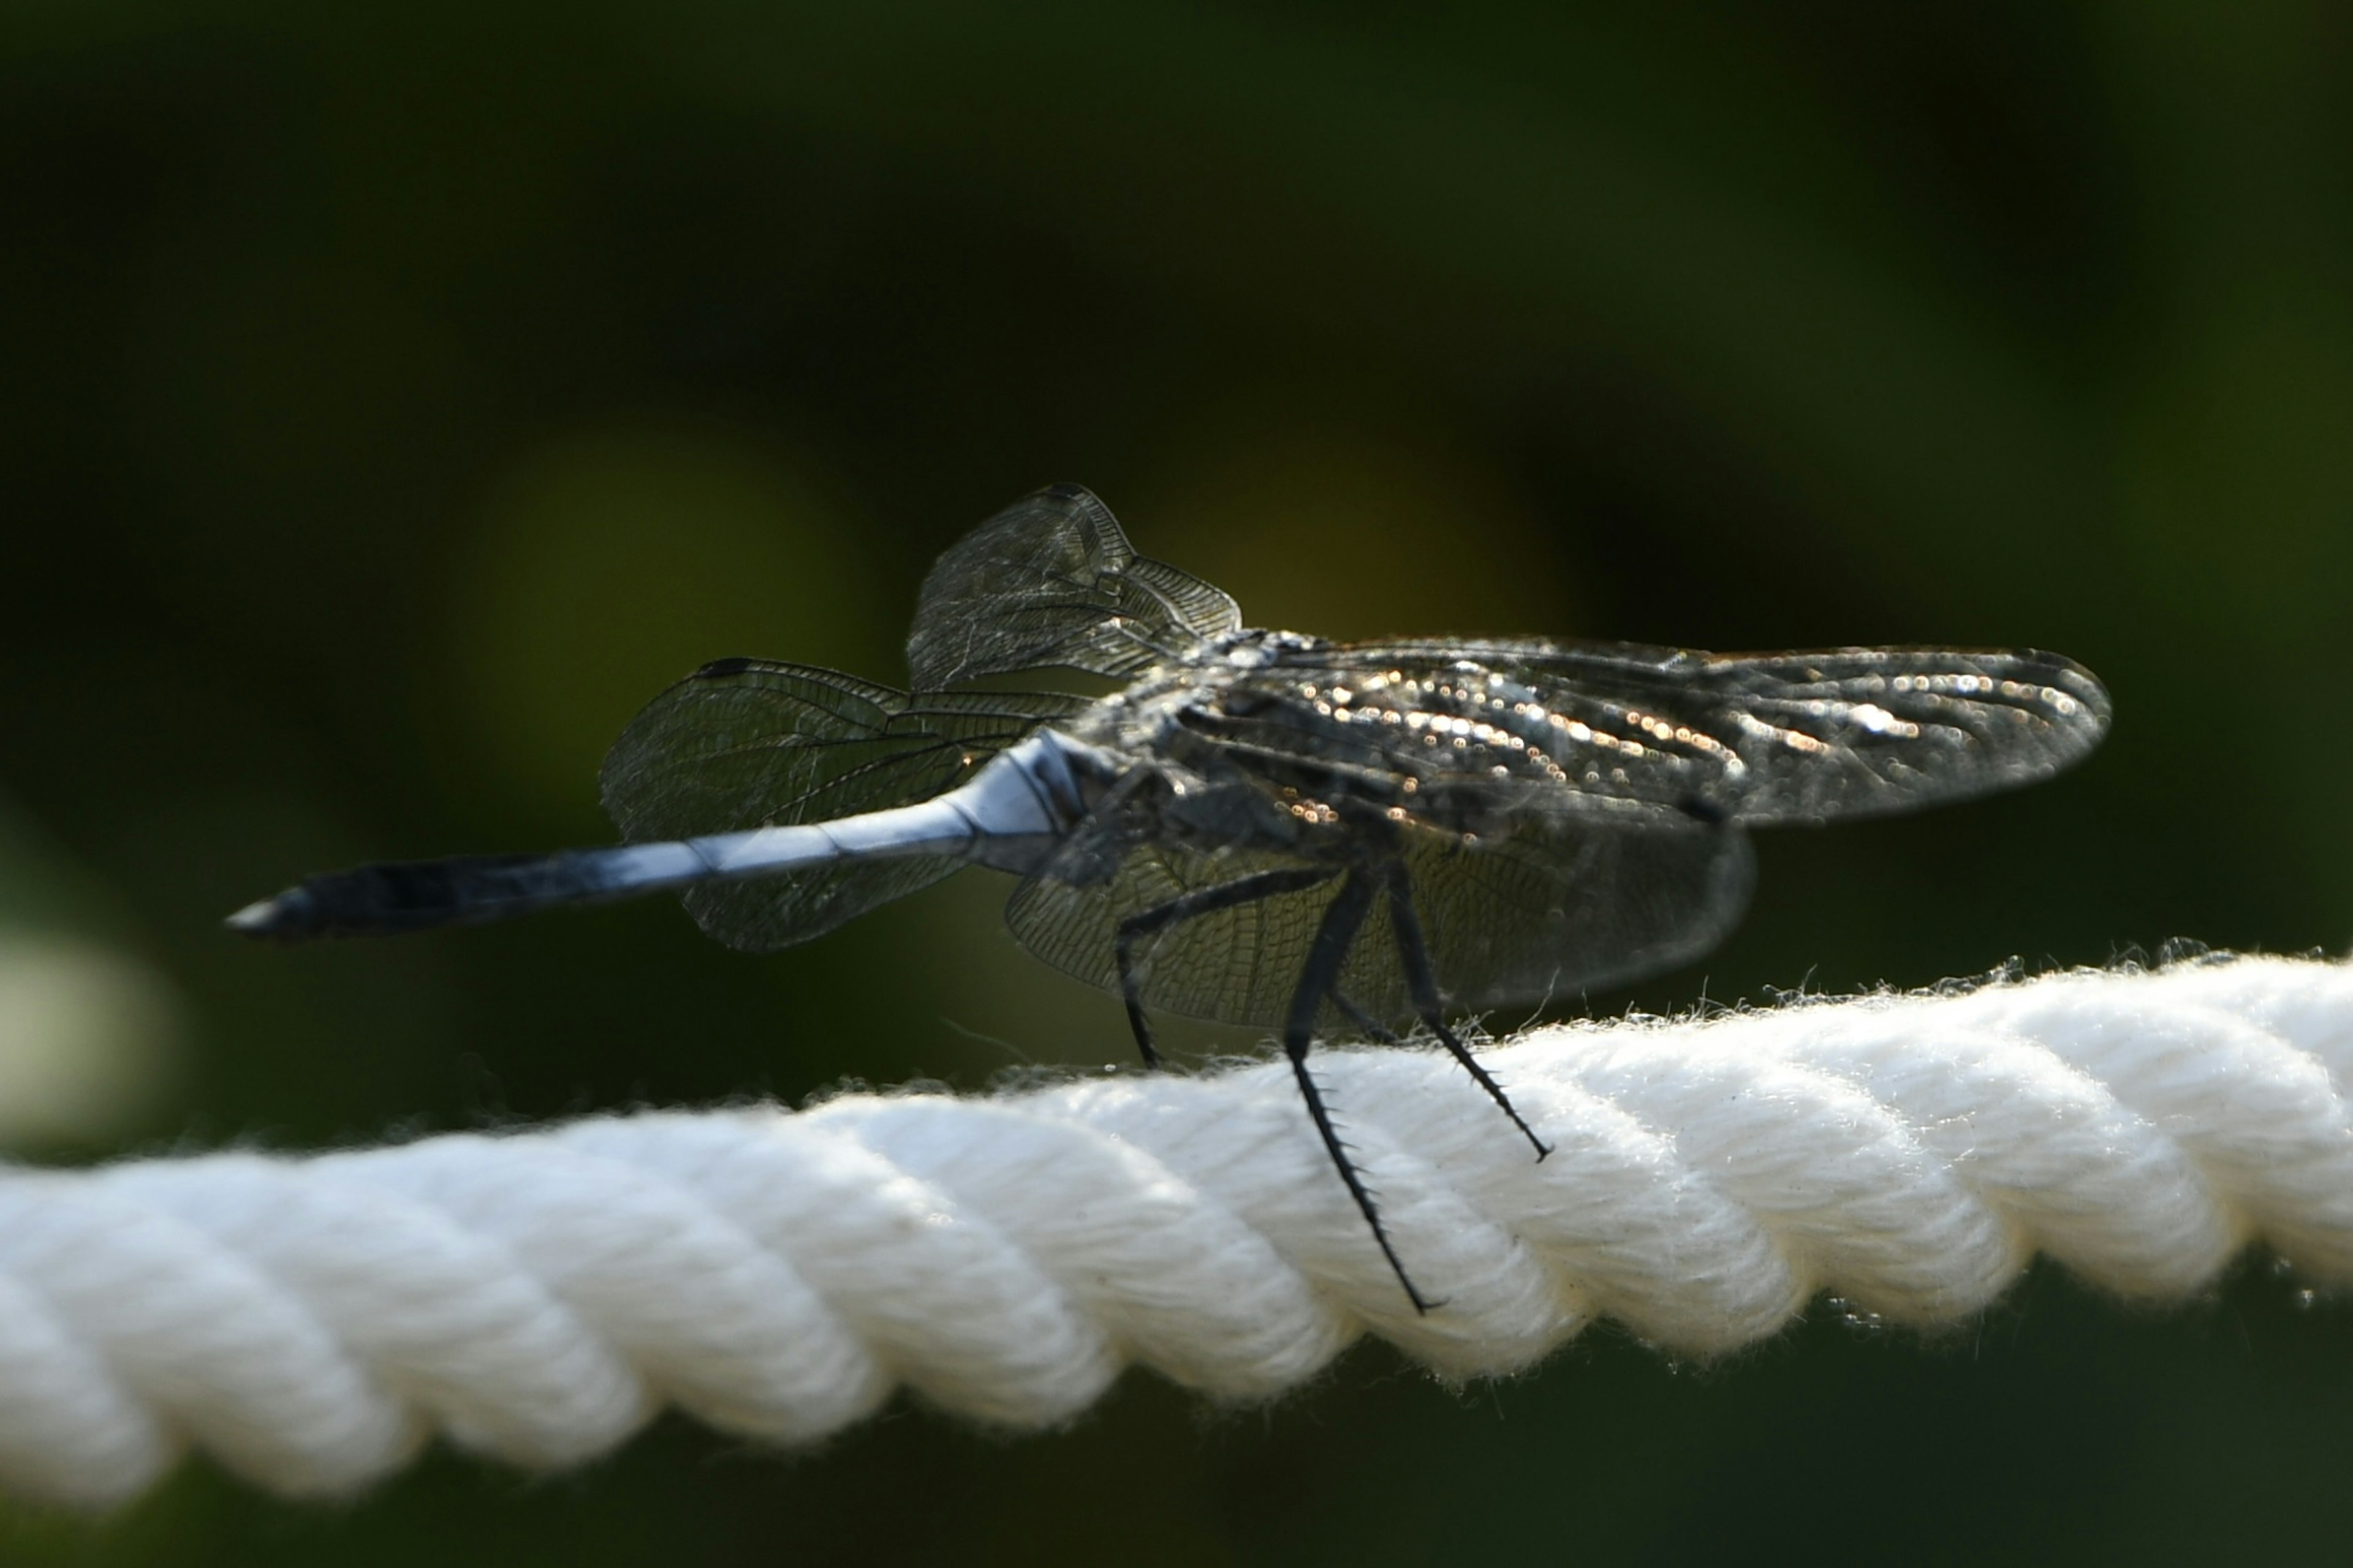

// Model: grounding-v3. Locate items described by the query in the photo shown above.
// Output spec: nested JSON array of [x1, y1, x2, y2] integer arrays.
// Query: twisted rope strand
[[2, 955, 2349, 1509]]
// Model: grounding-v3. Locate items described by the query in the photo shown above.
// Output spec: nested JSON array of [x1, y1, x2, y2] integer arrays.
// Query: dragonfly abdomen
[[229, 731, 1124, 941]]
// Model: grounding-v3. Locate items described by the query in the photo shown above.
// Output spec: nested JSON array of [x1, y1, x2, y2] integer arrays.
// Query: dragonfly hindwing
[[906, 483, 1242, 689], [600, 659, 1086, 950]]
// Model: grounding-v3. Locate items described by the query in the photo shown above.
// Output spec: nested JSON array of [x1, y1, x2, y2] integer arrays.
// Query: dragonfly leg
[[1381, 862, 1553, 1162], [1326, 988, 1404, 1047], [1113, 866, 1336, 1069], [1284, 866, 1438, 1314]]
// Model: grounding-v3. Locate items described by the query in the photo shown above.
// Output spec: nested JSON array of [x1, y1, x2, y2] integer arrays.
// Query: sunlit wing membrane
[[1202, 640, 2110, 830]]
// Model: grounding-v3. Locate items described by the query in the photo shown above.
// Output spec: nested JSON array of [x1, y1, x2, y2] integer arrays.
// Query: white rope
[[2, 953, 2349, 1510]]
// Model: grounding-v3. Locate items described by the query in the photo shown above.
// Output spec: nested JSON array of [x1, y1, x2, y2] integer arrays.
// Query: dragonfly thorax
[[953, 729, 1134, 877], [1202, 626, 1330, 669]]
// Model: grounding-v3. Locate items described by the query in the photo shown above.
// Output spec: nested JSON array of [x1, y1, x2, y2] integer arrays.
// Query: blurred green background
[[2, 1, 2351, 1562]]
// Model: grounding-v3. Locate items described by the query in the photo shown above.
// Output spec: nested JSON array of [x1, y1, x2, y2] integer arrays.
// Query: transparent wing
[[1006, 841, 1336, 1028], [1396, 815, 1754, 1011], [1210, 641, 2110, 830], [905, 483, 1243, 689], [599, 658, 1088, 950], [1002, 819, 1752, 1030]]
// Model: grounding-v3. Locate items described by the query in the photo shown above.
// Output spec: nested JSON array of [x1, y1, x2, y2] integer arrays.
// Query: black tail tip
[[223, 852, 589, 941]]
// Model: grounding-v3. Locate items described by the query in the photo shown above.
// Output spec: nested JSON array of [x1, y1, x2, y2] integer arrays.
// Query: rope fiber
[[3, 953, 2350, 1509]]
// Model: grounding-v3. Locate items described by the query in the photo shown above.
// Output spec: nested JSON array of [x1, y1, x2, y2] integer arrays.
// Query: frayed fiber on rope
[[2, 954, 2349, 1509]]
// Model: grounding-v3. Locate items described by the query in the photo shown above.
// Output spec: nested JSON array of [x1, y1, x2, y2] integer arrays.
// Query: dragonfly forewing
[[1168, 641, 2110, 835]]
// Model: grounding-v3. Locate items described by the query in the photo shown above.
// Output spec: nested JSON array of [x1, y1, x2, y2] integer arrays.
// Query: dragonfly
[[230, 484, 2112, 1310]]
